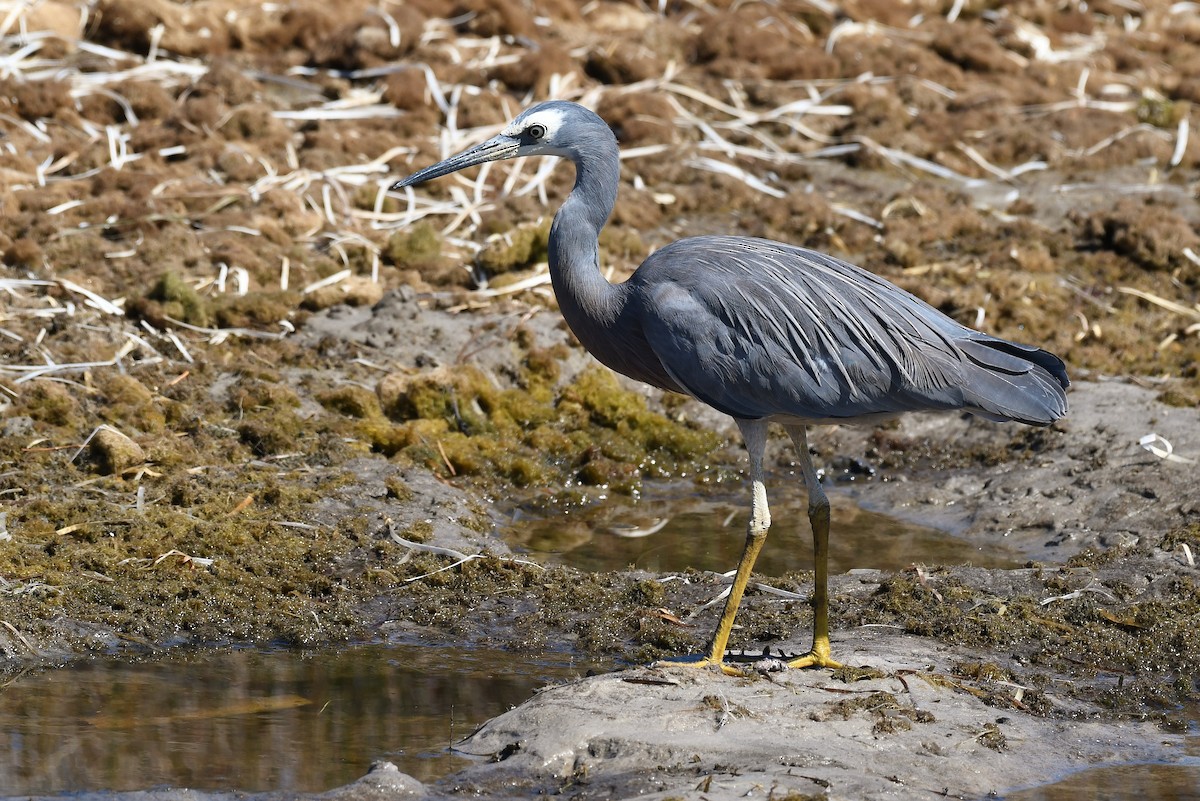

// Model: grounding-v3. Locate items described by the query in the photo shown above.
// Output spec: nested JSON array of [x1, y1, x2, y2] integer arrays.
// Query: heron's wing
[[631, 237, 1066, 424]]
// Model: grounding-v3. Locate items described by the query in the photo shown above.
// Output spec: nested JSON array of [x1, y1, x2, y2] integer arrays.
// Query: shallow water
[[503, 483, 1022, 575], [1006, 706, 1200, 801], [1005, 763, 1200, 800], [0, 644, 593, 795]]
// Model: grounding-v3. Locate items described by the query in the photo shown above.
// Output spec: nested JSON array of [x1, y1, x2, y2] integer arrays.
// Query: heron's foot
[[786, 648, 843, 670], [652, 655, 748, 677]]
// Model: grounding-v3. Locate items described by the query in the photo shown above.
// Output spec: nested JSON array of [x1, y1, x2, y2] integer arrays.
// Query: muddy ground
[[2, 0, 1200, 799]]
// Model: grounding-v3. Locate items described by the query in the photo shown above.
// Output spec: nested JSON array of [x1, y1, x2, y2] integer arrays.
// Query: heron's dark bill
[[391, 134, 520, 191]]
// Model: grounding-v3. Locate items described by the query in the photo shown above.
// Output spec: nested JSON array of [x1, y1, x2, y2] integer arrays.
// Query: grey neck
[[547, 136, 624, 337]]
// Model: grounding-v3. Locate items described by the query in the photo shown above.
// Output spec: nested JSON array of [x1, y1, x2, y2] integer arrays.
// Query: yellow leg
[[784, 426, 841, 670], [656, 419, 771, 676]]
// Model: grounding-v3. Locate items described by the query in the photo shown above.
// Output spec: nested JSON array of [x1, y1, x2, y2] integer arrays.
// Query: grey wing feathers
[[630, 237, 1069, 426], [955, 337, 1069, 424]]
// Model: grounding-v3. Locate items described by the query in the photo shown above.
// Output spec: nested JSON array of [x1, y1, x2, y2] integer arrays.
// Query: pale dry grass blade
[[1117, 287, 1200, 321], [686, 157, 784, 198], [1138, 433, 1196, 465]]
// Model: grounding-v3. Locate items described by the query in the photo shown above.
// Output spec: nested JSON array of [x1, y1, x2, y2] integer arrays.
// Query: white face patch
[[503, 107, 566, 140]]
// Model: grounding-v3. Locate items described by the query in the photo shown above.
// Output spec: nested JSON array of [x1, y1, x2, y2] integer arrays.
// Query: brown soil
[[2, 1, 1199, 799]]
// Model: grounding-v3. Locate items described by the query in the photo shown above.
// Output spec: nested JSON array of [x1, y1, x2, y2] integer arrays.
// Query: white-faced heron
[[392, 100, 1069, 675]]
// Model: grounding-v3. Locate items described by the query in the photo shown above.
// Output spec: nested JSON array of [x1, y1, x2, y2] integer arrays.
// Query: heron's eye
[[526, 123, 546, 140]]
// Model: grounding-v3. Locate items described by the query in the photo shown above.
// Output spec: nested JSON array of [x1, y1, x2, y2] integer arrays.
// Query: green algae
[[211, 291, 300, 329], [12, 380, 81, 428], [477, 220, 550, 274], [141, 271, 212, 327], [318, 385, 383, 419], [96, 374, 167, 434], [366, 361, 720, 493], [1136, 96, 1184, 129], [384, 221, 442, 268]]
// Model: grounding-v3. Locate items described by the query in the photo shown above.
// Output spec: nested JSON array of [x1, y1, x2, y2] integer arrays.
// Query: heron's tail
[[957, 337, 1069, 426]]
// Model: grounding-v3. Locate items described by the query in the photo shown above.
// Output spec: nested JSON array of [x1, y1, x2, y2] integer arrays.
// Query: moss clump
[[1073, 201, 1199, 272], [224, 379, 304, 457], [377, 363, 719, 492], [564, 368, 721, 474], [384, 222, 442, 267], [952, 661, 1013, 683], [1158, 524, 1200, 554], [628, 579, 665, 606], [99, 373, 154, 407], [0, 474, 367, 642], [524, 424, 574, 456], [435, 432, 553, 487], [97, 374, 166, 434], [1156, 386, 1199, 409], [318, 385, 383, 419], [13, 380, 80, 427], [821, 691, 902, 720], [576, 454, 640, 492], [3, 237, 43, 268], [0, 76, 73, 121], [381, 367, 499, 435], [236, 416, 303, 458], [842, 552, 1200, 715], [628, 619, 699, 659], [353, 418, 412, 456], [1136, 96, 1183, 129], [384, 474, 413, 502], [212, 292, 298, 329], [227, 379, 300, 413], [830, 665, 887, 683], [477, 220, 550, 274], [977, 723, 1008, 751], [401, 520, 434, 544], [520, 340, 568, 386], [598, 225, 646, 265], [140, 271, 212, 327], [808, 688, 934, 736], [0, 464, 393, 653]]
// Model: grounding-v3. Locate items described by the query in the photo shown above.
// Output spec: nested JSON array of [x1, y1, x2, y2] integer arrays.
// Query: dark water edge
[[1004, 762, 1200, 801], [0, 643, 595, 794], [1007, 703, 1200, 801]]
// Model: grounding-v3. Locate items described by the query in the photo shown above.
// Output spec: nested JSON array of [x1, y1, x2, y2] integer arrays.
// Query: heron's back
[[620, 236, 1068, 426]]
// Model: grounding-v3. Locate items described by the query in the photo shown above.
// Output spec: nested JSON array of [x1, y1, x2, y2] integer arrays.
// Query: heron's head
[[391, 101, 606, 190]]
